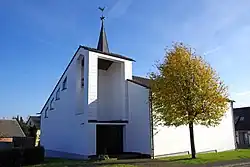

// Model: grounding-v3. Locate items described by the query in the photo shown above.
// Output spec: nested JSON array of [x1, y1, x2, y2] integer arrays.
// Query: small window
[[56, 88, 60, 100], [45, 107, 48, 118], [240, 117, 244, 121], [62, 77, 67, 90], [81, 78, 84, 87], [50, 98, 54, 110]]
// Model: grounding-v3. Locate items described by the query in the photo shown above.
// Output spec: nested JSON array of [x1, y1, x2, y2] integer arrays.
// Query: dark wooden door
[[96, 125, 123, 155]]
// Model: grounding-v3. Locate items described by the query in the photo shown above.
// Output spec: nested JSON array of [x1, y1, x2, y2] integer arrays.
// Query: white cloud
[[204, 46, 221, 56], [234, 102, 250, 108], [108, 0, 133, 19], [231, 90, 250, 108], [235, 91, 250, 96]]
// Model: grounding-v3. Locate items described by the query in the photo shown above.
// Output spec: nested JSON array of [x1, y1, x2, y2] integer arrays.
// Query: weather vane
[[98, 7, 105, 21]]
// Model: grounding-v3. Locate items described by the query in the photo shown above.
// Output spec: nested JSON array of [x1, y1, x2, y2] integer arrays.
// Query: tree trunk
[[189, 122, 196, 158]]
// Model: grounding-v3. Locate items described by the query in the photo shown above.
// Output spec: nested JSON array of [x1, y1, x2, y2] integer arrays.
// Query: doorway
[[96, 125, 124, 155]]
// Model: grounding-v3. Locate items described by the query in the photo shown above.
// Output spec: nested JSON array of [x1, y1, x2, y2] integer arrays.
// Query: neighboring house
[[27, 116, 41, 129], [26, 116, 41, 146], [234, 107, 250, 148], [39, 18, 236, 159], [0, 119, 26, 149]]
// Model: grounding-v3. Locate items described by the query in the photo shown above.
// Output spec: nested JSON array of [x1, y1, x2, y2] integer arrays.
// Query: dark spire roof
[[97, 17, 109, 53]]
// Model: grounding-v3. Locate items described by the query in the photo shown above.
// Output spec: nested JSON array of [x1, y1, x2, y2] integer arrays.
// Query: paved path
[[93, 158, 250, 167], [199, 159, 250, 167]]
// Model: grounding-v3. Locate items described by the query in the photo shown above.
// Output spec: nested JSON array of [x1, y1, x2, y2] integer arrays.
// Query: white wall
[[124, 61, 132, 80], [76, 55, 84, 115], [40, 48, 89, 157], [97, 69, 111, 120], [95, 58, 130, 121], [106, 62, 124, 120], [125, 81, 151, 155], [40, 48, 134, 158], [92, 52, 132, 121], [153, 102, 236, 157], [84, 52, 98, 121]]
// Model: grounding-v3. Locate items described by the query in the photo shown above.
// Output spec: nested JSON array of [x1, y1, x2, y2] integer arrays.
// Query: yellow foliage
[[150, 43, 229, 127]]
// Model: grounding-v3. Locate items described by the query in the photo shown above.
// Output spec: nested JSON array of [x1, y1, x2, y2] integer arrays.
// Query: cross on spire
[[98, 7, 105, 22], [97, 6, 109, 53]]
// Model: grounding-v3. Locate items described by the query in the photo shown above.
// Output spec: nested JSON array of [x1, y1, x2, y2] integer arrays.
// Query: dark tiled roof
[[0, 120, 26, 138], [80, 46, 135, 62], [28, 116, 41, 128], [131, 76, 150, 88], [234, 107, 250, 131]]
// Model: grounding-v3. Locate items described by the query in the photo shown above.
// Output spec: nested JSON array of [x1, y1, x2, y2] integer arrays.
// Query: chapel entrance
[[96, 125, 123, 155]]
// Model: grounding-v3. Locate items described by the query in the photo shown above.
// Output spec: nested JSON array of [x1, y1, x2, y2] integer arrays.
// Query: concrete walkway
[[202, 159, 250, 167], [92, 158, 250, 167]]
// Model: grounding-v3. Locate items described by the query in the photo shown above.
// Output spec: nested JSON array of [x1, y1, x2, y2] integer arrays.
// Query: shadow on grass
[[37, 157, 194, 167], [86, 158, 193, 166]]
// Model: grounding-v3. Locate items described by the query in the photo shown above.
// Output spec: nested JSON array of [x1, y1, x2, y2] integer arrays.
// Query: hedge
[[0, 146, 44, 167], [0, 148, 21, 167]]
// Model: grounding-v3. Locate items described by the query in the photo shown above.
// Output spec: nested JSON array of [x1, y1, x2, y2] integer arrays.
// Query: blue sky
[[1, 0, 250, 118]]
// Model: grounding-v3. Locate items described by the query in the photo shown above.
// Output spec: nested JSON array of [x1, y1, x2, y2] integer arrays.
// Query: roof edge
[[80, 45, 135, 62], [127, 79, 150, 89], [234, 106, 250, 110], [13, 119, 26, 137], [39, 46, 81, 114], [228, 99, 235, 102]]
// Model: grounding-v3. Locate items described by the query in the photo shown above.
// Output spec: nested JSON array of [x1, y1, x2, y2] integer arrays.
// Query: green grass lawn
[[28, 149, 250, 167], [162, 149, 250, 164]]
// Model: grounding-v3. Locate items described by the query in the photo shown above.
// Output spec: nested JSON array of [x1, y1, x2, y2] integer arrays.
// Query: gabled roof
[[132, 76, 150, 88], [39, 46, 134, 114], [38, 46, 81, 114], [234, 107, 250, 131], [127, 76, 150, 89], [81, 46, 135, 62], [0, 119, 26, 138]]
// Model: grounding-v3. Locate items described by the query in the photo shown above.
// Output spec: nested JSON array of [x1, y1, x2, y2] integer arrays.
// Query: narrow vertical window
[[56, 88, 60, 100], [45, 107, 48, 118], [81, 78, 84, 87], [50, 98, 54, 110], [62, 77, 67, 90]]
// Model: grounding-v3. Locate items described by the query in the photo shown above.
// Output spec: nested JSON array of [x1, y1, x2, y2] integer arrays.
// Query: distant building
[[27, 116, 41, 129], [0, 119, 26, 149], [234, 107, 250, 148], [26, 116, 41, 146]]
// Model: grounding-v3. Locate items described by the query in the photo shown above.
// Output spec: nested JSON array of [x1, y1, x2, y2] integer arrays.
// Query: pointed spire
[[97, 7, 109, 53]]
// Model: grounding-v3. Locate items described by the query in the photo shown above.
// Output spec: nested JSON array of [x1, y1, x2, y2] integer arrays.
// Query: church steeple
[[97, 7, 109, 53]]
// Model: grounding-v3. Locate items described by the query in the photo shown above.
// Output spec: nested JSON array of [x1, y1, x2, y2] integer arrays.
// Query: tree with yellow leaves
[[150, 43, 229, 158]]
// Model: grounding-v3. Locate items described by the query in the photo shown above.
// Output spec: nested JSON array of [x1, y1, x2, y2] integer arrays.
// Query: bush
[[0, 148, 22, 167], [13, 137, 35, 148], [22, 146, 45, 165], [0, 146, 44, 167]]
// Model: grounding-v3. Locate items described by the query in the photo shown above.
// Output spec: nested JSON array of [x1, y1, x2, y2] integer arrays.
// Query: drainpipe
[[230, 100, 237, 150], [149, 90, 154, 159]]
